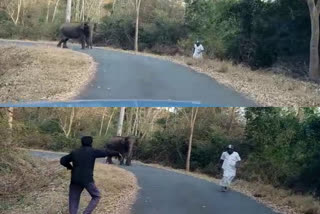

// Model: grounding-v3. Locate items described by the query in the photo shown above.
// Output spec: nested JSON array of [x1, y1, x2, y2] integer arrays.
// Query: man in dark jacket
[[60, 136, 121, 214]]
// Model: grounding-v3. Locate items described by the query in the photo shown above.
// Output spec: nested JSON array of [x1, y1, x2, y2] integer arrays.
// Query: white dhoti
[[219, 151, 241, 188], [193, 52, 203, 59], [193, 44, 204, 59], [220, 175, 235, 187]]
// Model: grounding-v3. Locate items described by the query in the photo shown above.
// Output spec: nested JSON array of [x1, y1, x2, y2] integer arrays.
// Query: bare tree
[[58, 107, 75, 138], [99, 108, 107, 136], [117, 107, 126, 136], [305, 0, 320, 79], [105, 107, 116, 136], [296, 107, 305, 122], [134, 0, 142, 52], [112, 0, 117, 13], [52, 0, 61, 22], [227, 107, 236, 134], [7, 107, 14, 146], [186, 107, 199, 172], [126, 108, 135, 136], [2, 0, 23, 25], [46, 0, 51, 23], [66, 0, 72, 22], [133, 108, 140, 136]]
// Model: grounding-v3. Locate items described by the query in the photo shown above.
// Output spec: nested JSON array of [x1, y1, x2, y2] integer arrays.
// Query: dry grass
[[0, 148, 67, 213], [0, 45, 96, 103], [80, 164, 138, 214], [137, 162, 320, 214], [170, 56, 320, 107], [99, 46, 320, 107], [1, 149, 138, 214]]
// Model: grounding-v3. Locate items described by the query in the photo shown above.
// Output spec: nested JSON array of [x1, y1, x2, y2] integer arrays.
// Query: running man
[[219, 145, 241, 192], [193, 40, 205, 59]]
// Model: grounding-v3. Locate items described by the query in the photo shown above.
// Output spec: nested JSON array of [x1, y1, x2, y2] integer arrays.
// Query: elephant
[[104, 136, 137, 166], [57, 22, 94, 49]]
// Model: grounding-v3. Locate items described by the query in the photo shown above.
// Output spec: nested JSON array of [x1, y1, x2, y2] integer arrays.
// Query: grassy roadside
[[1, 148, 138, 214], [1, 39, 317, 106], [0, 44, 96, 103], [137, 162, 320, 214], [99, 46, 320, 107]]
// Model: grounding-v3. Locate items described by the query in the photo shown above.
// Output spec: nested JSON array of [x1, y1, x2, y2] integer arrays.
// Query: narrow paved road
[[30, 150, 277, 214], [0, 40, 256, 106]]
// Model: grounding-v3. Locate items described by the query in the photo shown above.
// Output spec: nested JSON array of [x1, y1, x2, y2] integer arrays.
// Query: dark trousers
[[69, 182, 101, 214]]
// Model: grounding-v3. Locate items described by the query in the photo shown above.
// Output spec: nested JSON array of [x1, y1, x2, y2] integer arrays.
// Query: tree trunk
[[99, 108, 107, 136], [306, 0, 320, 80], [52, 0, 60, 22], [74, 0, 79, 21], [66, 0, 72, 23], [186, 107, 198, 172], [105, 107, 116, 136], [46, 0, 51, 23], [66, 107, 75, 138], [227, 107, 236, 134], [112, 0, 117, 13], [134, 0, 142, 52], [117, 107, 126, 136], [132, 108, 139, 135], [296, 107, 304, 122], [14, 0, 22, 25], [134, 108, 140, 136], [81, 0, 84, 22], [126, 108, 134, 135], [7, 107, 14, 146]]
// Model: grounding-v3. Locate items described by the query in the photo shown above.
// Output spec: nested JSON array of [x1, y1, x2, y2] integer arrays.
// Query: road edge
[[135, 161, 295, 214]]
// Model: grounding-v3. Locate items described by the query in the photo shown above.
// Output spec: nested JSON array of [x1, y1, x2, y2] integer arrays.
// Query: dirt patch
[[0, 45, 96, 103], [1, 149, 138, 214], [99, 47, 320, 107], [137, 162, 320, 214]]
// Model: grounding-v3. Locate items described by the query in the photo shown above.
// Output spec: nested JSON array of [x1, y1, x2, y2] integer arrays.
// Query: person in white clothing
[[219, 144, 241, 192], [193, 41, 204, 59]]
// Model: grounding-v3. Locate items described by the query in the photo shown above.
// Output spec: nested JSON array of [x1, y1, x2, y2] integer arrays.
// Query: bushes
[[97, 15, 136, 49], [98, 12, 187, 54], [0, 1, 63, 41], [0, 20, 61, 41], [185, 0, 310, 69], [135, 108, 320, 196]]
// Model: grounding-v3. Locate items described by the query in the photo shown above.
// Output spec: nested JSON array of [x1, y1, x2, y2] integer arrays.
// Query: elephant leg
[[119, 154, 124, 165], [85, 38, 90, 49], [125, 157, 131, 166], [80, 36, 86, 49], [63, 38, 69, 48], [57, 39, 63, 48], [107, 156, 113, 164]]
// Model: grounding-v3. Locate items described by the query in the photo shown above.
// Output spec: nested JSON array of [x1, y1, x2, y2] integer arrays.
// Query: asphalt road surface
[[0, 40, 257, 106], [30, 150, 277, 214]]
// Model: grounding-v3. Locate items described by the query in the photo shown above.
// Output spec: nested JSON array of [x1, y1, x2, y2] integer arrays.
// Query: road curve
[[0, 40, 256, 106], [30, 150, 277, 214]]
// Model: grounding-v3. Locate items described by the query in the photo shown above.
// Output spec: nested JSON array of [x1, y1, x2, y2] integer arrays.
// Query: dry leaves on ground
[[2, 152, 138, 214], [0, 45, 96, 103]]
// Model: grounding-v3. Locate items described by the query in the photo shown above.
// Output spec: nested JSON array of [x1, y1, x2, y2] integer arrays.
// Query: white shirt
[[193, 44, 204, 59], [220, 151, 241, 177]]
